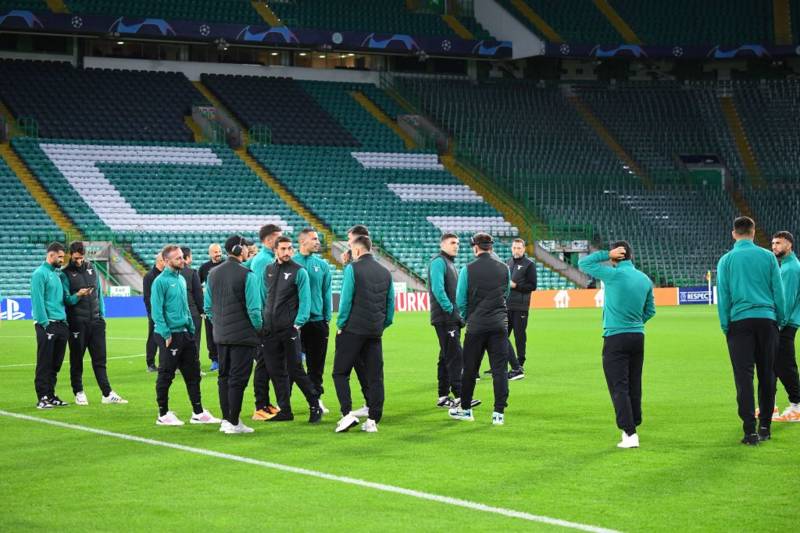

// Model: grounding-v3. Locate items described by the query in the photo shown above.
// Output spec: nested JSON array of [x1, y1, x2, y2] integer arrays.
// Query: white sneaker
[[220, 419, 234, 433], [190, 409, 222, 424], [102, 391, 128, 404], [335, 413, 360, 433], [350, 405, 369, 417], [448, 408, 474, 421], [75, 391, 89, 406], [361, 418, 378, 433], [156, 411, 184, 426], [492, 411, 504, 425], [318, 399, 330, 414], [617, 431, 639, 449], [224, 420, 255, 434]]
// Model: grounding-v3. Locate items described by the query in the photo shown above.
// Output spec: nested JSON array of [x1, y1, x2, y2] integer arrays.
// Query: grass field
[[0, 306, 797, 532]]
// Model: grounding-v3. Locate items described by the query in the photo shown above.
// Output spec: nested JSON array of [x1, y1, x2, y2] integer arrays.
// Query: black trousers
[[191, 314, 202, 354], [461, 329, 509, 413], [301, 320, 329, 396], [775, 326, 800, 404], [68, 319, 111, 396], [602, 333, 645, 436], [253, 341, 273, 410], [506, 309, 529, 370], [217, 344, 256, 424], [34, 321, 68, 400], [434, 324, 462, 398], [264, 328, 319, 414], [155, 331, 203, 417], [145, 317, 158, 367], [726, 318, 779, 434], [332, 331, 384, 422], [204, 316, 217, 361]]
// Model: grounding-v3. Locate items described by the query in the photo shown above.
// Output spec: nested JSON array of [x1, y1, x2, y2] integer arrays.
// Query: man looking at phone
[[62, 241, 127, 406]]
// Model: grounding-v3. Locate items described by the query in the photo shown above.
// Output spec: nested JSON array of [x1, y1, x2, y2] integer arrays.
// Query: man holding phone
[[62, 241, 127, 406]]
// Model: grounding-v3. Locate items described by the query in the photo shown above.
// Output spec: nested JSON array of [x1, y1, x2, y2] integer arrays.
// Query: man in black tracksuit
[[199, 243, 223, 368], [428, 233, 464, 408], [143, 252, 165, 372], [180, 246, 204, 355], [62, 242, 126, 405], [506, 238, 537, 379], [333, 235, 395, 433], [451, 233, 510, 425], [261, 236, 322, 423], [205, 236, 263, 433]]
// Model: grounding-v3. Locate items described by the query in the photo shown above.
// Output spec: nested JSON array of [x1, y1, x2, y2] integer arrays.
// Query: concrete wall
[[474, 0, 545, 59]]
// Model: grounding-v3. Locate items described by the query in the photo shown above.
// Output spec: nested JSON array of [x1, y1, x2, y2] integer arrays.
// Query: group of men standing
[[30, 215, 799, 447], [31, 241, 127, 409], [144, 223, 395, 434]]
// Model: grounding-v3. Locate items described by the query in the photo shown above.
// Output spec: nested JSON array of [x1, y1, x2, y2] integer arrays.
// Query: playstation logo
[[1, 299, 25, 321]]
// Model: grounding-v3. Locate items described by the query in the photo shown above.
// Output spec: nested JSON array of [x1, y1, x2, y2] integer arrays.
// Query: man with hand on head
[[205, 235, 263, 434], [579, 242, 655, 449], [150, 244, 220, 427]]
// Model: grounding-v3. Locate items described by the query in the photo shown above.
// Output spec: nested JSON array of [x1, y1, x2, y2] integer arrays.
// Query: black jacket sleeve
[[514, 261, 537, 293], [191, 270, 203, 312], [143, 272, 153, 316]]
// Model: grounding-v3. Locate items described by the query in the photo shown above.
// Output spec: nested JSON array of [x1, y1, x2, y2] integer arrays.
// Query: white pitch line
[[0, 410, 619, 533], [0, 353, 144, 369]]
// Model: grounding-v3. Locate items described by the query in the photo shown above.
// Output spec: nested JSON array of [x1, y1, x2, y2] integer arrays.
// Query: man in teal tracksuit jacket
[[717, 217, 785, 444], [31, 242, 73, 408], [249, 224, 282, 418], [770, 231, 800, 420], [151, 245, 217, 425], [294, 228, 332, 406], [579, 241, 655, 448]]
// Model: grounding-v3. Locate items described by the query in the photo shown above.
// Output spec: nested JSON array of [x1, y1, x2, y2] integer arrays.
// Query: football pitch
[[0, 307, 796, 532]]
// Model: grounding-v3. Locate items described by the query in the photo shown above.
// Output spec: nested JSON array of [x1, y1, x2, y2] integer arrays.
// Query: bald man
[[199, 243, 224, 371], [143, 252, 165, 372]]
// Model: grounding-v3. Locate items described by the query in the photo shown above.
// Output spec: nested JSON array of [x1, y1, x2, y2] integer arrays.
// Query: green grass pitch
[[0, 306, 797, 532]]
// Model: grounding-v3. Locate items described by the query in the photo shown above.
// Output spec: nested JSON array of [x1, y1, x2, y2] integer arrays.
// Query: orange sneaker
[[774, 405, 800, 422], [252, 409, 277, 421], [755, 406, 779, 419], [266, 404, 281, 415]]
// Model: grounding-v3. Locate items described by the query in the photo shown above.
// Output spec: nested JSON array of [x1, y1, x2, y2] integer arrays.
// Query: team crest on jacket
[[283, 272, 293, 280]]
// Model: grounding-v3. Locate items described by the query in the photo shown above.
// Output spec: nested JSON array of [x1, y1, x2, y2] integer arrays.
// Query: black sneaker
[[36, 396, 53, 409], [508, 369, 525, 381], [147, 365, 158, 373], [266, 410, 294, 422], [437, 396, 454, 408], [308, 405, 322, 424], [758, 429, 771, 442], [741, 433, 759, 446], [470, 399, 482, 408], [49, 396, 69, 407]]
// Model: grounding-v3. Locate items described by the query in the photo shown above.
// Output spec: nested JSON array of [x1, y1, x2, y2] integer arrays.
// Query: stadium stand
[[269, 0, 493, 39], [395, 76, 749, 285], [63, 0, 264, 24], [496, 0, 774, 44], [0, 156, 62, 298], [0, 60, 204, 142]]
